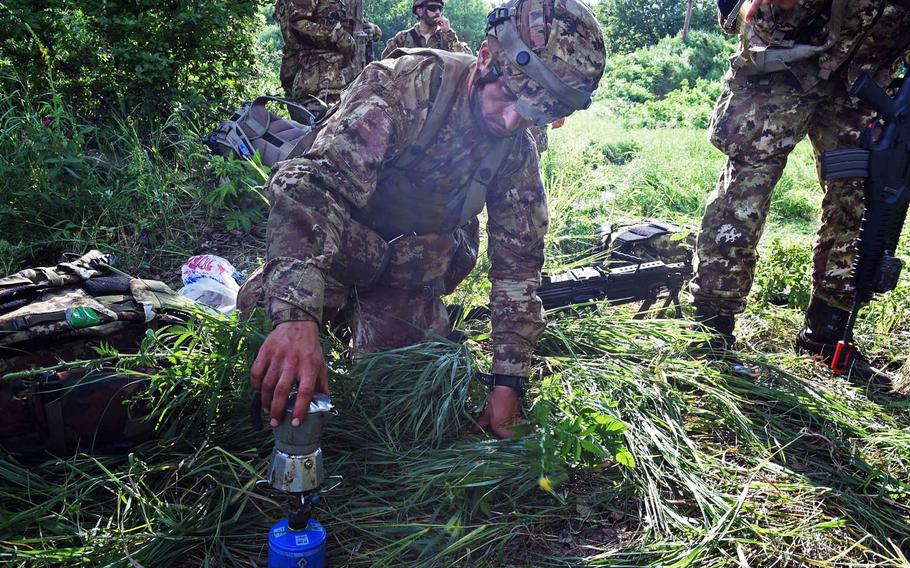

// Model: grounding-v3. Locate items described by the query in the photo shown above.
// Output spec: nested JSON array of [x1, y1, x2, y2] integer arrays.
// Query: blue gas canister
[[268, 518, 327, 568]]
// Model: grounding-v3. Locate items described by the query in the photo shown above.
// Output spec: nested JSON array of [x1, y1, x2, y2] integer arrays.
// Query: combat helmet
[[484, 0, 605, 125], [412, 0, 443, 14]]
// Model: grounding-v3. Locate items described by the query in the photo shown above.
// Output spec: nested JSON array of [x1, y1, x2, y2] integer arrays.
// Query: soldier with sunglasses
[[241, 0, 605, 440], [381, 0, 472, 59]]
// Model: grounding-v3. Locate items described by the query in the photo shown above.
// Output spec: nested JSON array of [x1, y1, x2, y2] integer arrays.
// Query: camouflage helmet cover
[[412, 0, 444, 14], [485, 0, 606, 125]]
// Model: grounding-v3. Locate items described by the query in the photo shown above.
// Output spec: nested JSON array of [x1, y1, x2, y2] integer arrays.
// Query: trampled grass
[[3, 94, 910, 567]]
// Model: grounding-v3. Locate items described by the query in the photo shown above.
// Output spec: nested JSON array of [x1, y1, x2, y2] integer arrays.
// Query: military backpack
[[0, 251, 192, 455]]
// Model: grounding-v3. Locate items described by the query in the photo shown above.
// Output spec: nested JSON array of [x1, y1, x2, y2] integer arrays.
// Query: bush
[[627, 78, 722, 129], [598, 32, 733, 104], [0, 76, 217, 270], [751, 238, 813, 311], [0, 0, 265, 123]]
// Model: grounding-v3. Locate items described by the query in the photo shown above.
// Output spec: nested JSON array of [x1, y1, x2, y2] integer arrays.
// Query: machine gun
[[821, 73, 910, 374], [537, 252, 690, 318], [461, 251, 692, 323]]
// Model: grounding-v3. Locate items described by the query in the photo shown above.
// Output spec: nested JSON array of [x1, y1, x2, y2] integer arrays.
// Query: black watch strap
[[476, 372, 526, 396]]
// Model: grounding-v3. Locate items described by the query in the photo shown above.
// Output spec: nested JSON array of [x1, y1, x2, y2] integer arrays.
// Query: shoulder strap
[[457, 138, 512, 226], [381, 48, 476, 172], [409, 27, 422, 46]]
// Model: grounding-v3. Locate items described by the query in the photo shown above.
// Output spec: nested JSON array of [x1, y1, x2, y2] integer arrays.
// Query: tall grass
[[4, 33, 910, 568]]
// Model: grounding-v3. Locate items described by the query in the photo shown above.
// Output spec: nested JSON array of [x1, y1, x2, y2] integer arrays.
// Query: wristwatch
[[476, 372, 526, 396]]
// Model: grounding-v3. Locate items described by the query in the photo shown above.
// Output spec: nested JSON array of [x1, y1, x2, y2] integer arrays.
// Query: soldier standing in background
[[381, 0, 473, 58], [274, 0, 381, 121], [690, 0, 910, 383], [382, 0, 559, 153]]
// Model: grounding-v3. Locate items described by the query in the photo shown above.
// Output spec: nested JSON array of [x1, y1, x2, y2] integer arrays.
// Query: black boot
[[795, 296, 849, 358], [796, 296, 891, 389], [691, 308, 736, 352]]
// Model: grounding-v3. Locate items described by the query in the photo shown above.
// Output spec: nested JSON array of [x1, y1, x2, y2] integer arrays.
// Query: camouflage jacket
[[381, 24, 473, 59], [726, 0, 910, 89], [274, 0, 352, 56], [264, 53, 547, 377]]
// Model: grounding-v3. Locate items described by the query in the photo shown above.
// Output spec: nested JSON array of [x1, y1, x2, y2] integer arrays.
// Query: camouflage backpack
[[0, 251, 192, 455]]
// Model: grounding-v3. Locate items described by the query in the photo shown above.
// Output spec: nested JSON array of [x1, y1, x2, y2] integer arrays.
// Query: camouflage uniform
[[381, 23, 473, 59], [240, 53, 549, 376], [691, 0, 910, 315], [274, 0, 374, 116], [243, 0, 605, 381]]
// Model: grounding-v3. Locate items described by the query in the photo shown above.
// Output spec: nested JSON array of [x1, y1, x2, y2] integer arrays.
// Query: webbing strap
[[382, 48, 476, 172], [745, 0, 847, 74], [457, 138, 512, 226]]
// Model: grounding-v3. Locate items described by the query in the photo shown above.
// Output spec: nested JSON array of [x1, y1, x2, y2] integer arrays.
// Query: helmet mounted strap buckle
[[485, 7, 512, 32]]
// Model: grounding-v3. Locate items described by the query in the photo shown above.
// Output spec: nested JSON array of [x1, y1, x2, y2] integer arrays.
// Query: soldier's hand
[[435, 15, 451, 33], [472, 386, 525, 439], [745, 0, 798, 21], [251, 320, 330, 428], [331, 25, 356, 55]]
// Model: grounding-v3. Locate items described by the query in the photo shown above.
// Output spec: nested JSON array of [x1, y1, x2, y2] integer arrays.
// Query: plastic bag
[[178, 255, 243, 314]]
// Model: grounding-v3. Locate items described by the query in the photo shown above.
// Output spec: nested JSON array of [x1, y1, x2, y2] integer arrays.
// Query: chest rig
[[351, 48, 514, 241]]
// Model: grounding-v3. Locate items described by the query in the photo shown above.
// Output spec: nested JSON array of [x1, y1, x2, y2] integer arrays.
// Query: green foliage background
[[4, 1, 910, 566], [0, 0, 266, 121], [596, 0, 719, 53]]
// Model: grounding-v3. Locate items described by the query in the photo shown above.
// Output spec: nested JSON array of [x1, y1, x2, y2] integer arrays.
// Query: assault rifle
[[821, 73, 910, 374], [461, 251, 692, 322]]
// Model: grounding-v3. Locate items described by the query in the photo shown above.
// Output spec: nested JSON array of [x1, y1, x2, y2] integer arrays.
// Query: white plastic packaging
[[178, 255, 243, 314]]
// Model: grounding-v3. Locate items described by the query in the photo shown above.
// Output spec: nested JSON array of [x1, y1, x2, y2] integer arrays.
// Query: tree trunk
[[682, 0, 693, 42]]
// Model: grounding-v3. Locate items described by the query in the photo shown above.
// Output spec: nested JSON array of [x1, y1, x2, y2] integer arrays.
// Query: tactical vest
[[352, 47, 514, 240]]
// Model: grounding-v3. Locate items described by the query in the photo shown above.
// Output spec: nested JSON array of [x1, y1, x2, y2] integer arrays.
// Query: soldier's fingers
[[259, 354, 282, 413], [470, 408, 491, 433], [291, 372, 317, 427], [250, 346, 271, 390], [492, 417, 525, 440], [745, 0, 764, 21], [268, 365, 296, 426]]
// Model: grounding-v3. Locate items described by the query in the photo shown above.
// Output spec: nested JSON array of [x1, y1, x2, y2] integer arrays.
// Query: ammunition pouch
[[340, 217, 481, 296]]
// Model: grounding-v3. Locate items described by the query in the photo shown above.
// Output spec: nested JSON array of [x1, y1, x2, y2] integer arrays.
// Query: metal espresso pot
[[254, 391, 336, 568]]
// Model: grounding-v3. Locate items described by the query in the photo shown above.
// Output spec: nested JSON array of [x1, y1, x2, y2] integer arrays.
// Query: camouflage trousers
[[238, 217, 479, 354], [690, 70, 872, 315], [281, 51, 358, 121]]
